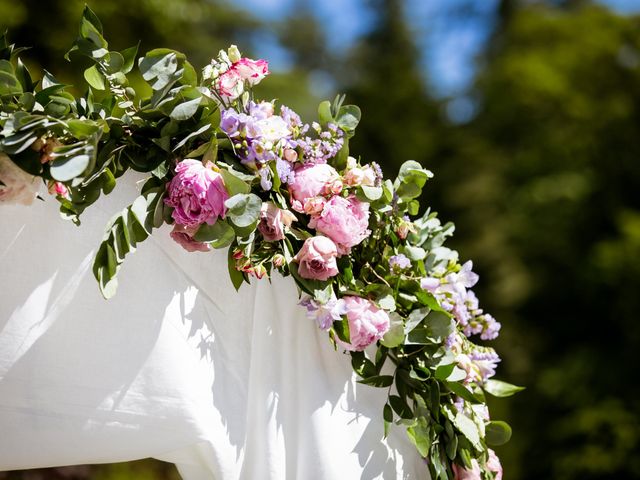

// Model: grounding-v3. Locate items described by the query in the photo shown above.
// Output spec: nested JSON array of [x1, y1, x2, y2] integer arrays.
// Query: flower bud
[[272, 254, 286, 268], [227, 45, 241, 63]]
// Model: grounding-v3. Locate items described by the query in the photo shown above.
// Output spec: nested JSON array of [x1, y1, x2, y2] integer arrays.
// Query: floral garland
[[0, 8, 522, 479]]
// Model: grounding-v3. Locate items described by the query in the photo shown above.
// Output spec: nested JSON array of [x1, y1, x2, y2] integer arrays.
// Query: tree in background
[[343, 0, 442, 178], [433, 3, 640, 478]]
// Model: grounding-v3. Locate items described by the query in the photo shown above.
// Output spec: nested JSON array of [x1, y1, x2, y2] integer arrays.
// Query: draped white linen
[[0, 175, 427, 479]]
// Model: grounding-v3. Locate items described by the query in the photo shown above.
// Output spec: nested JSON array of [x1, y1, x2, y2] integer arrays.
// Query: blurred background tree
[[1, 0, 639, 478]]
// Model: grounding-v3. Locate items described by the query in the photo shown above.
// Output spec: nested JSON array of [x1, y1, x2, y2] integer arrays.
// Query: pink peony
[[452, 460, 482, 480], [293, 236, 339, 281], [288, 163, 340, 212], [233, 58, 269, 86], [0, 153, 40, 205], [486, 449, 503, 480], [258, 202, 295, 241], [164, 159, 229, 227], [308, 195, 370, 255], [336, 296, 390, 351], [170, 224, 211, 253]]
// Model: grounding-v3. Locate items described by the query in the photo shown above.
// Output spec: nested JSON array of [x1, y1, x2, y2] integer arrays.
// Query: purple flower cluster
[[421, 261, 501, 340], [469, 349, 501, 382], [292, 122, 344, 165]]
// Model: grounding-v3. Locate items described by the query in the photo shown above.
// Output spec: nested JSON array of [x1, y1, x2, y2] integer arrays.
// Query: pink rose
[[288, 163, 340, 212], [336, 296, 390, 351], [0, 153, 39, 205], [283, 148, 298, 162], [258, 202, 295, 241], [233, 58, 269, 86], [452, 460, 482, 480], [216, 68, 244, 100], [170, 224, 211, 253], [308, 195, 370, 255], [293, 236, 339, 281], [164, 159, 229, 227], [486, 450, 503, 480]]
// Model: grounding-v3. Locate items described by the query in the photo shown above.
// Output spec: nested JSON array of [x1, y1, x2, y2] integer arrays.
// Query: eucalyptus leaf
[[194, 220, 235, 248], [225, 193, 262, 228], [485, 421, 512, 446]]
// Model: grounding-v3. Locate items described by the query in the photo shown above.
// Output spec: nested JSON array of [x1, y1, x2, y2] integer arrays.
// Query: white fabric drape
[[0, 174, 427, 479]]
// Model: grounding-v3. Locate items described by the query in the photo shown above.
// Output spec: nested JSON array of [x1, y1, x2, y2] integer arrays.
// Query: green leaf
[[170, 95, 202, 121], [446, 381, 483, 404], [194, 220, 235, 248], [356, 185, 383, 202], [139, 49, 183, 90], [383, 403, 393, 438], [225, 193, 262, 228], [336, 104, 361, 132], [65, 119, 100, 138], [406, 416, 431, 457], [50, 154, 91, 182], [333, 317, 351, 344], [424, 311, 454, 341], [351, 351, 377, 378], [485, 421, 512, 446], [356, 375, 393, 388], [227, 244, 245, 291], [120, 43, 140, 74], [405, 245, 426, 261], [318, 100, 333, 124], [483, 379, 525, 398], [15, 58, 33, 91], [380, 312, 404, 348], [389, 395, 413, 419], [405, 307, 429, 334], [219, 166, 251, 196], [449, 410, 482, 450]]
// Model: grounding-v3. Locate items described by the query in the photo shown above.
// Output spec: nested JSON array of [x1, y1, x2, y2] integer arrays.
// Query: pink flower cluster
[[216, 58, 269, 101], [288, 162, 371, 262], [164, 159, 229, 252]]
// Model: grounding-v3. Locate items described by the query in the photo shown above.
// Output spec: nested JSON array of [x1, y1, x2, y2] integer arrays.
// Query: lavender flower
[[300, 294, 347, 330], [389, 254, 412, 272], [469, 349, 501, 383]]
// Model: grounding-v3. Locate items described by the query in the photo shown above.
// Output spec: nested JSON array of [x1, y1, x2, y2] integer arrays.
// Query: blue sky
[[230, 0, 640, 98]]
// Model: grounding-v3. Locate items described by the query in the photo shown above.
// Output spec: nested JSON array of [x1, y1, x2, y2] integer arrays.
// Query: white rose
[[0, 153, 40, 205]]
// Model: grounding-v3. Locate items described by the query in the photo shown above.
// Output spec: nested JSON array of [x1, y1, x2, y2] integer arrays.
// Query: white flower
[[255, 116, 291, 143], [0, 153, 40, 205]]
